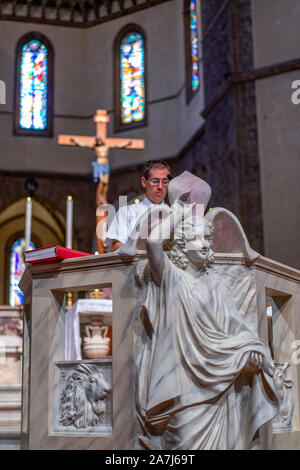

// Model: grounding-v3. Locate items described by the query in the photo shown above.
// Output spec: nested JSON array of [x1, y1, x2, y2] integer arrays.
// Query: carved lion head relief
[[60, 363, 111, 429]]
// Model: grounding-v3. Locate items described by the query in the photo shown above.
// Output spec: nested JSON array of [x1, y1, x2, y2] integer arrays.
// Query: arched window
[[14, 32, 54, 136], [9, 237, 35, 307], [114, 25, 147, 131], [184, 0, 200, 101]]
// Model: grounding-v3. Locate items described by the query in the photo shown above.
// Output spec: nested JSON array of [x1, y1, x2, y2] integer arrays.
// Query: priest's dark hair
[[142, 160, 172, 180]]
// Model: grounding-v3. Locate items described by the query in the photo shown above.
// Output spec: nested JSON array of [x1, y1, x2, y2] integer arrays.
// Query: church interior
[[0, 0, 300, 449]]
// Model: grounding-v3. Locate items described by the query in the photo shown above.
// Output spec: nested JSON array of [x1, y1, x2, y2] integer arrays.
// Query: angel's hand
[[172, 192, 196, 220], [244, 351, 264, 373]]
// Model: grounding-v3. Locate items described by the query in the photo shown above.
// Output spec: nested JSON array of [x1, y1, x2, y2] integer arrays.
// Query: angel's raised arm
[[146, 192, 193, 286]]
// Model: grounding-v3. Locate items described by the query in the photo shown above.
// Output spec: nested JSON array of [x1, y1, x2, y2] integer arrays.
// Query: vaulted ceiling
[[0, 0, 170, 27]]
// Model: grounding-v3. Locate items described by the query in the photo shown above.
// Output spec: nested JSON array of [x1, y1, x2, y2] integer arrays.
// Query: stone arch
[[0, 198, 71, 304]]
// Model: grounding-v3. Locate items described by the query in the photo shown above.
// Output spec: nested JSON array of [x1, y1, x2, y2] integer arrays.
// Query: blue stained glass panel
[[120, 32, 145, 124], [19, 40, 48, 130], [190, 0, 200, 91], [9, 238, 35, 307]]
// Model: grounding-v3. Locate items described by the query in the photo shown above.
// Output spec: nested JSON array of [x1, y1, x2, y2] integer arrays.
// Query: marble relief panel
[[51, 360, 112, 435]]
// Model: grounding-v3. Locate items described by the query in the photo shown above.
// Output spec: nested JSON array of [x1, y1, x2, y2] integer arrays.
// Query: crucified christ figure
[[58, 109, 144, 254], [70, 136, 131, 205]]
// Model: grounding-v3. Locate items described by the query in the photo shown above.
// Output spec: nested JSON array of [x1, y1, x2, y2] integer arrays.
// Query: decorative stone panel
[[51, 360, 112, 436]]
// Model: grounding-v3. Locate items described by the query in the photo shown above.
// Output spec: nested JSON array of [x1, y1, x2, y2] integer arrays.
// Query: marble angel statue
[[129, 171, 282, 450]]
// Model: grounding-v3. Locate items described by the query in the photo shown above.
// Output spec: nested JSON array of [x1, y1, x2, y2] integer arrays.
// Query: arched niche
[[0, 198, 72, 304]]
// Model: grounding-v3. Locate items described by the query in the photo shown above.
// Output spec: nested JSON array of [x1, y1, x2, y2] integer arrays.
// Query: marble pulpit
[[19, 172, 300, 449], [19, 246, 300, 449]]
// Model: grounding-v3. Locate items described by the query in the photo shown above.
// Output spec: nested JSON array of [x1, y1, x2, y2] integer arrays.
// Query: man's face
[[141, 167, 170, 204]]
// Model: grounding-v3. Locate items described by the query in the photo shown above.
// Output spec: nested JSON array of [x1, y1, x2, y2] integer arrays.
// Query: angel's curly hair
[[166, 220, 214, 271]]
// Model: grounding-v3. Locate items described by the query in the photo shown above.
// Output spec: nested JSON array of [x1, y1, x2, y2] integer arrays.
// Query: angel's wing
[[205, 207, 260, 263]]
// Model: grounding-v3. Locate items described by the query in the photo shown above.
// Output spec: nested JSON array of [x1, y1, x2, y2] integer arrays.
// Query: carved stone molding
[[0, 0, 171, 28]]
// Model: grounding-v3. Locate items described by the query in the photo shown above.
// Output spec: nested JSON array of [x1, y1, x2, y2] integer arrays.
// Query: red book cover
[[25, 245, 93, 263]]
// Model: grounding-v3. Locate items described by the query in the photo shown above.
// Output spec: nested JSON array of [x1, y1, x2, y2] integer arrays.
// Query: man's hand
[[111, 239, 123, 252]]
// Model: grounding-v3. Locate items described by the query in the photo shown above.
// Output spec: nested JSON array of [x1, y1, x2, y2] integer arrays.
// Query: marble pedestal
[[20, 252, 139, 450], [19, 251, 300, 449]]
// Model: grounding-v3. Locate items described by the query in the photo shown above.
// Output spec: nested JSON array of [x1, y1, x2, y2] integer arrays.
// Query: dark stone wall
[[230, 0, 263, 251], [108, 166, 144, 207], [177, 0, 263, 253], [201, 0, 227, 33], [194, 88, 239, 214], [201, 0, 232, 103]]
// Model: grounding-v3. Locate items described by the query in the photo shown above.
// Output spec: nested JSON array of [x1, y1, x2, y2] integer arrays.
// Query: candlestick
[[25, 197, 32, 250], [66, 195, 73, 249]]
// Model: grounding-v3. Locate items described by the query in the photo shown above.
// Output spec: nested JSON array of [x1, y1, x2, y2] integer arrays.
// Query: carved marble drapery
[[135, 256, 280, 450]]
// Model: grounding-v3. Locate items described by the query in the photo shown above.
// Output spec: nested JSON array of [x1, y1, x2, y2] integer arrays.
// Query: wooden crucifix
[[58, 109, 145, 253]]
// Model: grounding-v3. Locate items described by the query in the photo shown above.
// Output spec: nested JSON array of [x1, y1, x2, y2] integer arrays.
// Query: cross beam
[[58, 109, 145, 150]]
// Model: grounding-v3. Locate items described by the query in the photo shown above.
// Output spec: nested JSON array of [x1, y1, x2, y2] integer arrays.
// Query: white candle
[[66, 195, 73, 249], [25, 197, 32, 250]]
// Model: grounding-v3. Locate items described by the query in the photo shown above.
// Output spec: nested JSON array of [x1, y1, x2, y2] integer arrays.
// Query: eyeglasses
[[147, 178, 170, 185]]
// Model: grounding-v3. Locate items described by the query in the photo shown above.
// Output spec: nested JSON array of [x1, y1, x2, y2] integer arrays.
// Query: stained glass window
[[19, 39, 48, 130], [9, 238, 35, 307], [190, 0, 200, 92], [120, 32, 145, 124]]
